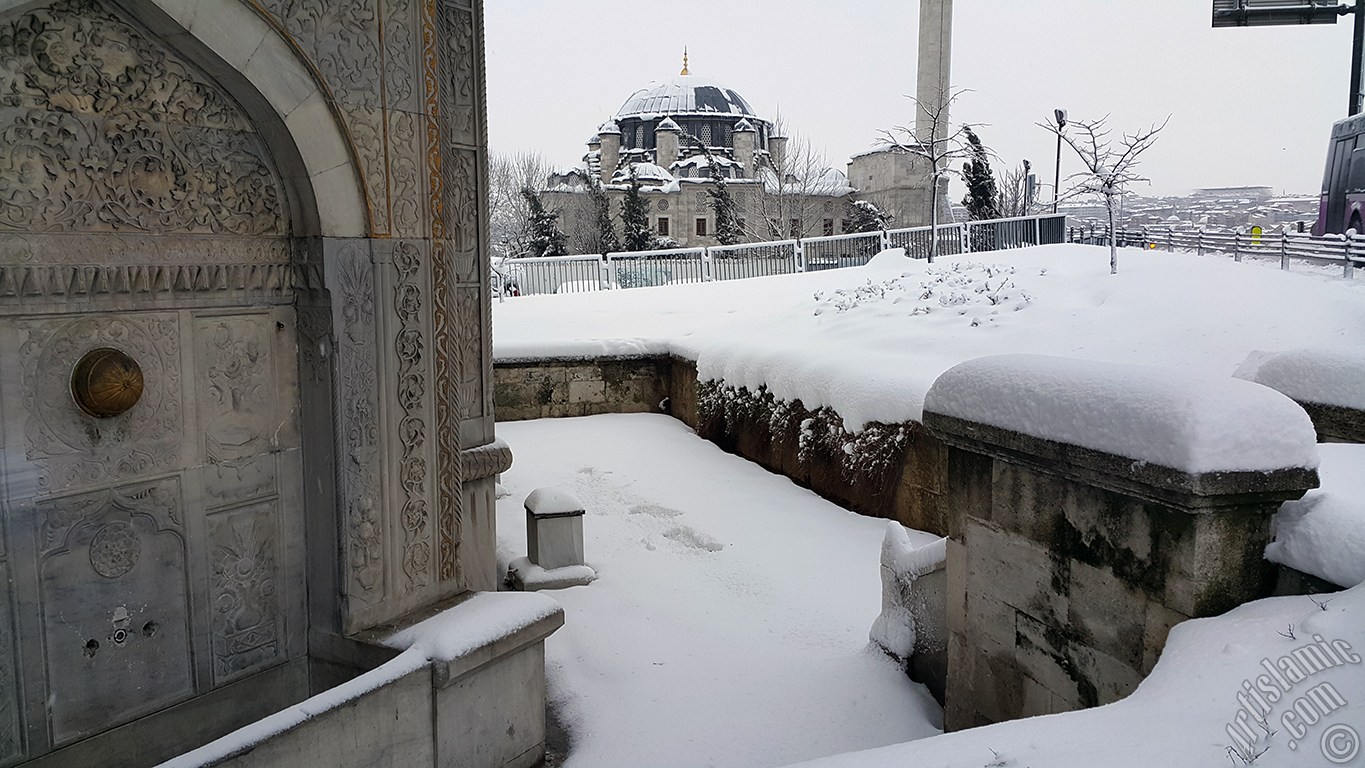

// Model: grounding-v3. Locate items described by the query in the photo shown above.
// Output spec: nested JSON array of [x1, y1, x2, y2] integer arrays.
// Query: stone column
[[733, 119, 757, 178]]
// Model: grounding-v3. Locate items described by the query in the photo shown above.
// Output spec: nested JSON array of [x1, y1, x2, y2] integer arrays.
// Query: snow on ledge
[[156, 592, 560, 768], [1234, 347, 1365, 411], [1266, 443, 1365, 588], [923, 354, 1320, 474]]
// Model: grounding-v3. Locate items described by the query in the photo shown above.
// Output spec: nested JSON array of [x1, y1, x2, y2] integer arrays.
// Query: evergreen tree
[[960, 127, 1001, 221], [843, 199, 892, 233], [520, 187, 568, 257], [620, 166, 653, 252], [586, 176, 620, 254], [707, 159, 743, 245]]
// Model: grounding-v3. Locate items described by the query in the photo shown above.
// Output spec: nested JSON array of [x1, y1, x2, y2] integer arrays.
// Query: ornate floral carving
[[439, 4, 476, 147], [332, 249, 383, 600], [260, 0, 385, 233], [88, 521, 140, 578], [454, 285, 484, 422], [447, 149, 479, 264], [460, 439, 511, 482], [296, 304, 331, 385], [209, 506, 280, 682], [388, 111, 423, 237], [0, 0, 286, 236], [197, 317, 272, 463], [21, 313, 182, 495], [393, 241, 429, 590], [382, 0, 417, 112], [422, 0, 462, 585], [37, 477, 182, 560]]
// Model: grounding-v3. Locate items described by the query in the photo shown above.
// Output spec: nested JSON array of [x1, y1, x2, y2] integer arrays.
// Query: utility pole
[[1052, 109, 1066, 214]]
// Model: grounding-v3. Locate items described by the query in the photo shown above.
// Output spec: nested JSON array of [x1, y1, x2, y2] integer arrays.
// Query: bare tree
[[1039, 115, 1168, 274], [742, 123, 845, 241], [488, 151, 551, 258], [993, 159, 1032, 218], [880, 87, 981, 262]]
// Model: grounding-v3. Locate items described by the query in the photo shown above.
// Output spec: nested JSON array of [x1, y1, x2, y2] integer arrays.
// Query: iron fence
[[1066, 225, 1363, 278], [497, 213, 1070, 297]]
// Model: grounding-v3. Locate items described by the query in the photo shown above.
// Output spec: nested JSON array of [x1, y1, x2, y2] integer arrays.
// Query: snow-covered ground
[[791, 582, 1365, 768], [494, 414, 944, 768], [492, 245, 1365, 768], [493, 244, 1365, 432], [494, 415, 1365, 768]]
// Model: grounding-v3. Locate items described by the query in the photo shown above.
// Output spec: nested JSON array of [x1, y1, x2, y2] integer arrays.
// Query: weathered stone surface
[[927, 394, 1318, 731]]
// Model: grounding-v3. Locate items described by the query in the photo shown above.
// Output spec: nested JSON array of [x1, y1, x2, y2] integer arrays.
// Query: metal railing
[[1066, 225, 1363, 278], [496, 213, 1069, 296]]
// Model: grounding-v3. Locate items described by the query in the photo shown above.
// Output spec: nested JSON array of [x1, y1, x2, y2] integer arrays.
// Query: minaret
[[915, 0, 953, 140]]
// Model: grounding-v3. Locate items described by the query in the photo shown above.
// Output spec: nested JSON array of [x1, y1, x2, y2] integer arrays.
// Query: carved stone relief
[[382, 0, 418, 113], [446, 149, 480, 270], [393, 241, 430, 590], [459, 439, 511, 482], [331, 246, 384, 603], [20, 313, 182, 496], [438, 3, 476, 147], [388, 110, 424, 238], [196, 316, 274, 464], [36, 477, 192, 745], [208, 503, 281, 683], [259, 0, 388, 234], [0, 0, 286, 236], [454, 284, 484, 425]]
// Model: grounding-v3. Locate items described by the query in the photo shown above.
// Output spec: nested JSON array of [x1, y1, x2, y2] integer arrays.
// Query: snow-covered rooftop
[[616, 75, 760, 120]]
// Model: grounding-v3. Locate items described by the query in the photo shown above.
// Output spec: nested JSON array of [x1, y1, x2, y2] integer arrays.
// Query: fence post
[[1280, 232, 1289, 271], [602, 253, 614, 289], [880, 229, 891, 253], [1233, 231, 1242, 263], [1197, 229, 1204, 257], [1033, 216, 1040, 246], [1346, 235, 1355, 279], [1166, 226, 1174, 252], [702, 247, 713, 282], [795, 240, 806, 272]]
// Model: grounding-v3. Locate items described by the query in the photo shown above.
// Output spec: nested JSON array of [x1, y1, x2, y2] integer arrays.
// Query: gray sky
[[485, 0, 1354, 197]]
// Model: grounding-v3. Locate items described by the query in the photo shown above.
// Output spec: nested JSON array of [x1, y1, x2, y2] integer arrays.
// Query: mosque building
[[544, 53, 934, 249]]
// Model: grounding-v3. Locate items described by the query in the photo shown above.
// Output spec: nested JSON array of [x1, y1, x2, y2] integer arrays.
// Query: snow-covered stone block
[[870, 523, 948, 700], [526, 487, 587, 570], [1236, 347, 1365, 443], [924, 354, 1321, 497]]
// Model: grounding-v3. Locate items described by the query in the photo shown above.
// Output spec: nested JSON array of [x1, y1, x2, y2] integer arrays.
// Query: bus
[[1315, 112, 1365, 235]]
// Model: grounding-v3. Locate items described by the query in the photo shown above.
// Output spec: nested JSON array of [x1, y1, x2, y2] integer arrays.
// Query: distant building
[[1191, 186, 1275, 202], [545, 54, 945, 249]]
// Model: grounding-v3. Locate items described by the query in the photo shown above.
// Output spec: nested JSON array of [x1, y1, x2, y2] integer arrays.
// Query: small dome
[[613, 162, 674, 185], [616, 75, 759, 120]]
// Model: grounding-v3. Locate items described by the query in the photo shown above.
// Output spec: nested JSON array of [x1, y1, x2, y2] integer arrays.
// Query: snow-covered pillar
[[922, 355, 1319, 731], [733, 118, 757, 178], [655, 117, 681, 170], [597, 120, 622, 186]]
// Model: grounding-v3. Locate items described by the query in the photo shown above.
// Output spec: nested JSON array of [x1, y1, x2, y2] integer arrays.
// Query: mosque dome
[[615, 75, 760, 120], [610, 72, 772, 155]]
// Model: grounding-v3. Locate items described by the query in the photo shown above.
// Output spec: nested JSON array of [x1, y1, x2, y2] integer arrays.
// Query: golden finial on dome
[[681, 47, 689, 76]]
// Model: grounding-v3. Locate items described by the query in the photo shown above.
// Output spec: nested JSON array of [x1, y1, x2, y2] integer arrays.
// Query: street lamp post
[[1052, 108, 1067, 214]]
